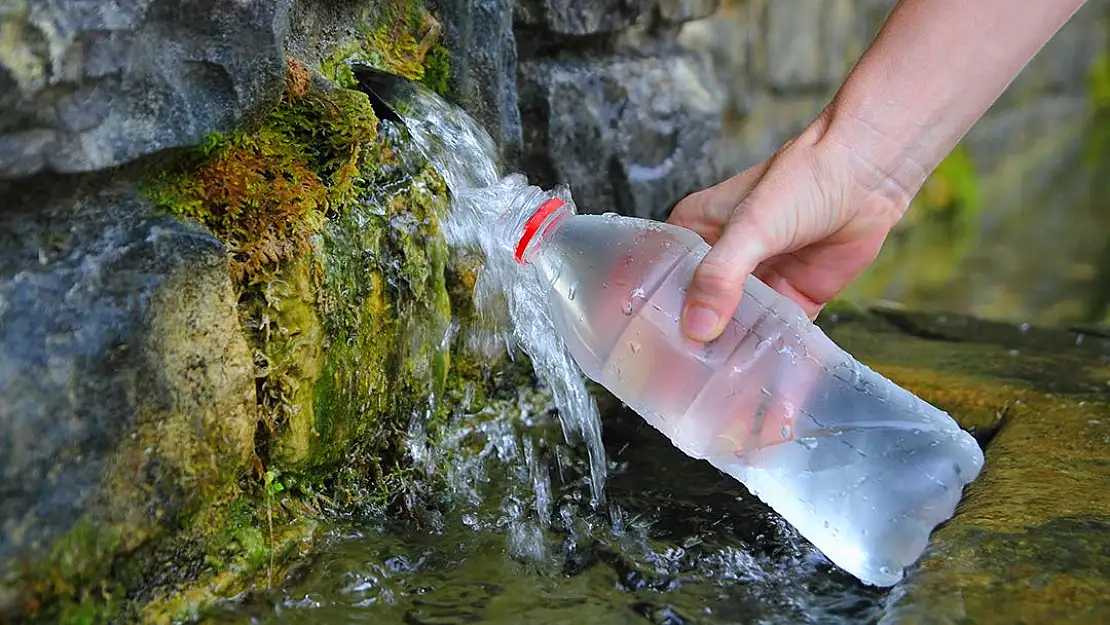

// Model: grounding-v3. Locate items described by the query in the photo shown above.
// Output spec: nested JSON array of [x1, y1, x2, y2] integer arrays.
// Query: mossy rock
[[9, 36, 485, 625], [285, 0, 451, 95]]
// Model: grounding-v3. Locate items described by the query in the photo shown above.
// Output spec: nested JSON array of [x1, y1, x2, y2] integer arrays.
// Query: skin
[[669, 0, 1091, 343]]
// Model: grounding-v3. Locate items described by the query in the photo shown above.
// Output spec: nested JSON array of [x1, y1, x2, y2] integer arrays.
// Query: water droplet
[[567, 281, 579, 301], [622, 300, 633, 315], [628, 341, 641, 354], [797, 437, 819, 449], [780, 424, 791, 439]]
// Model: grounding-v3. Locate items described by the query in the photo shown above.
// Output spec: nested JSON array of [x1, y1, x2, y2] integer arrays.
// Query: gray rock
[[428, 0, 523, 167], [514, 0, 655, 35], [677, 8, 757, 118], [519, 44, 725, 220], [0, 172, 256, 591], [657, 0, 720, 24], [0, 0, 288, 179], [756, 0, 859, 91]]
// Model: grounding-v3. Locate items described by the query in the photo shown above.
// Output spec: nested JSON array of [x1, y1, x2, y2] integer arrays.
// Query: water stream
[[393, 88, 610, 508], [201, 81, 893, 624]]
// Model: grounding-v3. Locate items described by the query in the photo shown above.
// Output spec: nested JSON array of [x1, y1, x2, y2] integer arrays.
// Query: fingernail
[[683, 305, 720, 341]]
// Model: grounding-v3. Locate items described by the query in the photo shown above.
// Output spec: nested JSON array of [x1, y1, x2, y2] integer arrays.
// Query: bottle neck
[[514, 197, 571, 265]]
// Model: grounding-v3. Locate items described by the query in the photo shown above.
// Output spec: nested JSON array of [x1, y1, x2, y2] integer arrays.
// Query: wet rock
[[676, 5, 758, 119], [514, 0, 655, 35], [886, 401, 1110, 624], [0, 172, 257, 614], [426, 0, 523, 165], [656, 0, 720, 24], [518, 45, 725, 220], [0, 0, 288, 179]]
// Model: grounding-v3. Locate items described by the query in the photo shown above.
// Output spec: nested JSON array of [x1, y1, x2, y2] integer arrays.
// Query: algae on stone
[[315, 0, 446, 88]]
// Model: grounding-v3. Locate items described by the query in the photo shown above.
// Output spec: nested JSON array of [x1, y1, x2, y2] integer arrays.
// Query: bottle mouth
[[514, 197, 567, 264]]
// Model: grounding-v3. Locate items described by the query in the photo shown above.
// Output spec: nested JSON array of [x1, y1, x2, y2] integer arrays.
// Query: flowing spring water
[[391, 84, 610, 508]]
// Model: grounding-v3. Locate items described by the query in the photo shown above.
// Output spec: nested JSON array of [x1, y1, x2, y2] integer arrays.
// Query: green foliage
[[1083, 51, 1110, 322], [421, 44, 452, 96], [1085, 52, 1110, 167], [915, 143, 982, 242]]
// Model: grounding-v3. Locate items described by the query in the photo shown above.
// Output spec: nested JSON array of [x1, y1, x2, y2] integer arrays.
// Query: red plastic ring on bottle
[[514, 197, 566, 264]]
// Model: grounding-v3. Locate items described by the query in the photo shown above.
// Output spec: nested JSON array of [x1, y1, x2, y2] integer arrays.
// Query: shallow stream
[[204, 403, 890, 625]]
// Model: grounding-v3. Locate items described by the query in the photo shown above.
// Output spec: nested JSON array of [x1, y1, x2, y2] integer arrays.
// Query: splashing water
[[391, 83, 610, 507]]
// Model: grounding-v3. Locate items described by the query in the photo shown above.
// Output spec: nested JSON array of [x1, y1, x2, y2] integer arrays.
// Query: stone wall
[[437, 0, 1110, 325]]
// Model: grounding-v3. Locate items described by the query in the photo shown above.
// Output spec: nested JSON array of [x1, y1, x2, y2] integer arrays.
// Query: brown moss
[[147, 60, 378, 283], [283, 57, 312, 100]]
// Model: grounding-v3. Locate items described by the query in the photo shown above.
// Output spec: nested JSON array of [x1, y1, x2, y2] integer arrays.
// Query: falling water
[[386, 83, 610, 508]]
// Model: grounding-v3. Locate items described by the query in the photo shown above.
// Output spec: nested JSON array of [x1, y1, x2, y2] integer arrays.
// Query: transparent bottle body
[[526, 208, 985, 587]]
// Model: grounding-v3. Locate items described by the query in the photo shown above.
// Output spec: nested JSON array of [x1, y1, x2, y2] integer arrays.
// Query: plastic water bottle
[[511, 190, 985, 587]]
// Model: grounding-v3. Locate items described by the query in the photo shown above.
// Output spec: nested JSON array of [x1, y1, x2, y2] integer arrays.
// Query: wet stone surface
[[0, 170, 257, 616]]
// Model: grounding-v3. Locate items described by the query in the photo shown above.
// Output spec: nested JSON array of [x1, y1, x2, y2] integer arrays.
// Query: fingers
[[752, 260, 826, 321], [680, 204, 774, 342]]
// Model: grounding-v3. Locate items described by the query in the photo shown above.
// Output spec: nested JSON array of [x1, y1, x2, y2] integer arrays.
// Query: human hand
[[667, 113, 909, 342]]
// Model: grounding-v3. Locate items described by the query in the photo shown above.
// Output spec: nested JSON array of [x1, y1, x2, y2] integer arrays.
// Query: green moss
[[421, 44, 452, 96], [146, 56, 384, 469], [319, 0, 443, 89], [146, 60, 377, 283], [16, 4, 472, 621], [17, 519, 124, 624]]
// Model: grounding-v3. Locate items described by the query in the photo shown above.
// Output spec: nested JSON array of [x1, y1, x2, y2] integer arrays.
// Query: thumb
[[680, 201, 783, 342]]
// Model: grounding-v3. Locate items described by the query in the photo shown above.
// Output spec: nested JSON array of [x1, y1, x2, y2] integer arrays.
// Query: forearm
[[820, 0, 1089, 210]]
